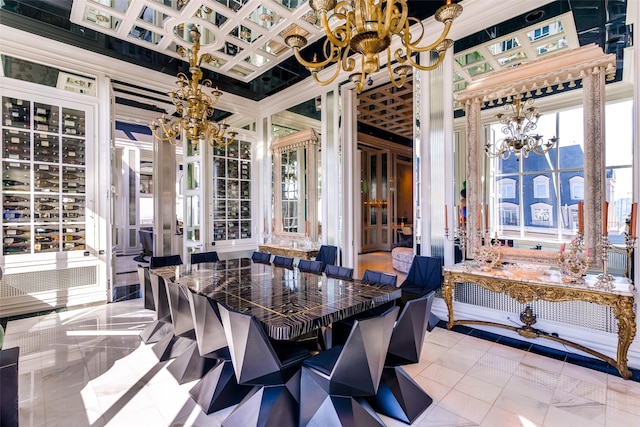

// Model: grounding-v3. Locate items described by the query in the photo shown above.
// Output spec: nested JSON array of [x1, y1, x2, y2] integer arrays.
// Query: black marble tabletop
[[151, 258, 401, 340]]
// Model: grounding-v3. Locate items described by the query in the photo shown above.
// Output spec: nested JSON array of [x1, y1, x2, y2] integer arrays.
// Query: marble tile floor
[[5, 298, 640, 427]]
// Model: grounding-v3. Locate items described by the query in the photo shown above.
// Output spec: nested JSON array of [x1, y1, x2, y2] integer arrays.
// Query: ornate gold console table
[[443, 263, 637, 379], [258, 243, 318, 260]]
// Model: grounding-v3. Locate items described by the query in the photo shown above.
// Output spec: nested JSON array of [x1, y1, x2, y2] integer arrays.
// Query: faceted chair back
[[324, 264, 354, 280], [149, 254, 183, 269], [297, 259, 324, 275], [272, 255, 294, 269], [190, 251, 220, 264], [361, 269, 398, 287]]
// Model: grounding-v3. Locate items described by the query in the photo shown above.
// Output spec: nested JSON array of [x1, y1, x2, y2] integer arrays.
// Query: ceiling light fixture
[[150, 26, 236, 149], [285, 0, 462, 93], [485, 94, 557, 160]]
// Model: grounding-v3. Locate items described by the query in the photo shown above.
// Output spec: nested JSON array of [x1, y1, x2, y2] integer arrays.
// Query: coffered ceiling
[[0, 0, 631, 146]]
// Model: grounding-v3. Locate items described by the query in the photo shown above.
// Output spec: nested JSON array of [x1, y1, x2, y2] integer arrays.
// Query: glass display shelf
[[1, 96, 88, 255]]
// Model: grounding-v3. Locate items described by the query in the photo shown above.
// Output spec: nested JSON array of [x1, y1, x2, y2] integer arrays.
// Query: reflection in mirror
[[270, 98, 321, 243], [271, 129, 319, 241]]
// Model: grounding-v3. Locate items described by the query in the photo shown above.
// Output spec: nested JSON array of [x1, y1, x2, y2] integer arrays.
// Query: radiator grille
[[453, 282, 619, 333], [0, 266, 97, 298]]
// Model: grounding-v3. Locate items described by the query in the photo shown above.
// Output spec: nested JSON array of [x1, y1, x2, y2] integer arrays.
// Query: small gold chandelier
[[150, 26, 236, 148], [485, 95, 558, 160], [284, 0, 462, 93]]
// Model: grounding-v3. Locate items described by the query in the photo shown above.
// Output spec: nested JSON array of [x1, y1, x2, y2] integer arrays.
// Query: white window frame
[[498, 178, 516, 199], [533, 175, 550, 198], [569, 176, 584, 200]]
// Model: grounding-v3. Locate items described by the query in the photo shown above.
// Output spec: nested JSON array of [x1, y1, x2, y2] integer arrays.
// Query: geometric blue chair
[[272, 255, 294, 269], [300, 306, 399, 427], [315, 245, 337, 270], [191, 251, 220, 264], [361, 269, 397, 287], [297, 259, 324, 275], [399, 256, 442, 330], [324, 264, 353, 280], [366, 291, 436, 424], [251, 251, 271, 264]]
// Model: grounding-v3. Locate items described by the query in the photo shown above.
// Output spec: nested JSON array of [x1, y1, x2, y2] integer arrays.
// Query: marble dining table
[[150, 258, 401, 340]]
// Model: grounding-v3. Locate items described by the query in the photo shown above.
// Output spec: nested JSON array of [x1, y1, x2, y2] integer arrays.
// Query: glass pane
[[247, 6, 282, 29], [187, 162, 200, 189], [488, 37, 521, 55], [605, 101, 632, 167], [527, 21, 564, 42], [229, 25, 261, 44], [3, 97, 31, 129]]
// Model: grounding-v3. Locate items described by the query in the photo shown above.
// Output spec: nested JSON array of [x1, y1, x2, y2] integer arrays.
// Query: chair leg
[[222, 384, 299, 427], [139, 320, 173, 344], [300, 366, 385, 427], [366, 366, 433, 424], [151, 333, 194, 361], [167, 342, 218, 384], [189, 360, 252, 415]]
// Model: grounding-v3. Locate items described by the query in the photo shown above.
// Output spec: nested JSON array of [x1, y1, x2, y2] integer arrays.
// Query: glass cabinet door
[[2, 97, 88, 256]]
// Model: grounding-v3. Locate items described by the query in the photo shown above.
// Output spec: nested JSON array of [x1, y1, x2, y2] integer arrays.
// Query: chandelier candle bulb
[[603, 201, 609, 235]]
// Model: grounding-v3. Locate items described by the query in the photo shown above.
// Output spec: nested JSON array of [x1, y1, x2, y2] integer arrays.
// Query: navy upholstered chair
[[399, 256, 442, 330], [218, 304, 311, 426], [366, 291, 436, 424], [361, 269, 398, 287], [399, 256, 442, 297], [272, 255, 294, 269], [300, 306, 399, 426], [297, 259, 324, 275], [190, 251, 220, 264], [251, 251, 271, 264], [315, 245, 337, 269], [149, 254, 183, 269], [324, 264, 354, 280]]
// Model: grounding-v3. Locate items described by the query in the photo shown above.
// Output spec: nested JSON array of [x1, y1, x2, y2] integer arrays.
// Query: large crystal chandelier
[[284, 0, 463, 93], [485, 95, 558, 160], [150, 26, 236, 148]]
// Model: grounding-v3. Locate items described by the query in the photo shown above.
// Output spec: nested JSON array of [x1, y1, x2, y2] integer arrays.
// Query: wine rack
[[1, 96, 87, 255], [212, 139, 252, 242]]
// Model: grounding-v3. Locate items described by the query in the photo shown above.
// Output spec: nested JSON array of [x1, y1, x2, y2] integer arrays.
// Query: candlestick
[[595, 233, 614, 290], [577, 201, 584, 234], [625, 233, 637, 290], [477, 204, 481, 231], [485, 203, 489, 231], [444, 204, 449, 229], [602, 201, 609, 236], [630, 202, 637, 238]]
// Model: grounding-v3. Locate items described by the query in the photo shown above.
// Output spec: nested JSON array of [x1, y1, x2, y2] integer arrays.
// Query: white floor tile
[[4, 269, 640, 427]]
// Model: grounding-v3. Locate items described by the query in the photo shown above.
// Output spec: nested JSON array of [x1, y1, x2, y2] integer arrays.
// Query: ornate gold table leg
[[443, 275, 455, 329], [613, 296, 636, 379]]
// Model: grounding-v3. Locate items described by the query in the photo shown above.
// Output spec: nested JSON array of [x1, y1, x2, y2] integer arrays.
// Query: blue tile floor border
[[436, 321, 640, 382]]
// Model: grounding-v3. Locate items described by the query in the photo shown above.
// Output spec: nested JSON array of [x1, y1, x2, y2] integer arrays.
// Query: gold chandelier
[[150, 26, 236, 148], [485, 95, 558, 160], [284, 0, 463, 93]]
